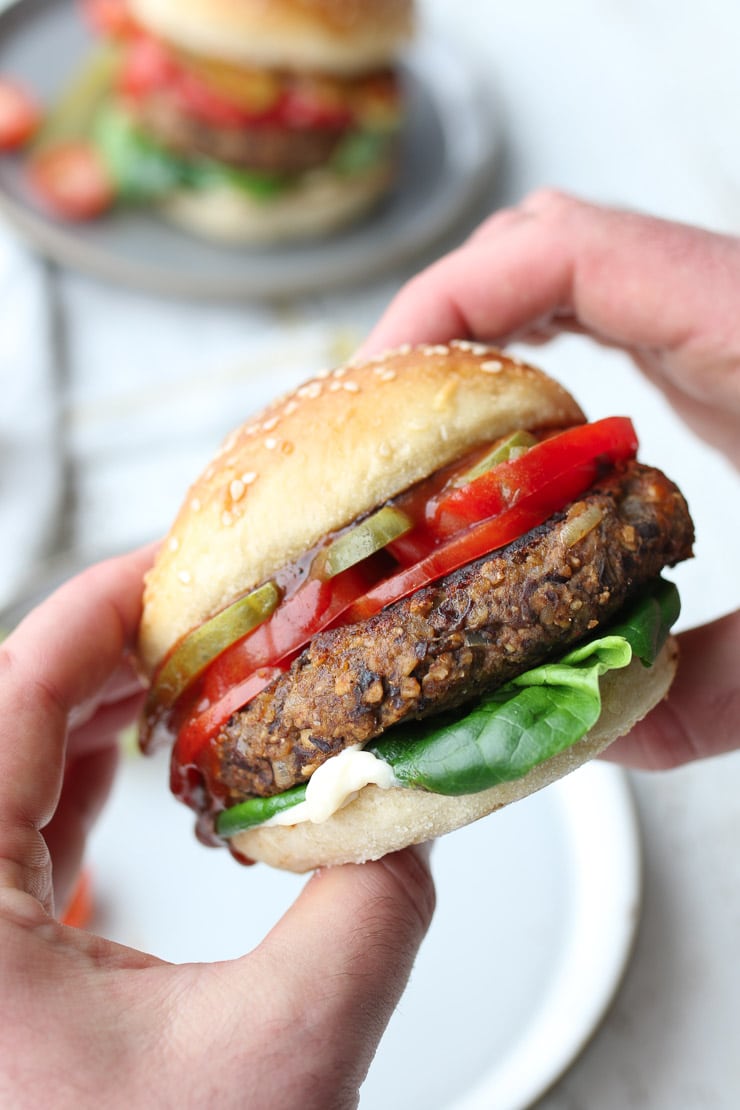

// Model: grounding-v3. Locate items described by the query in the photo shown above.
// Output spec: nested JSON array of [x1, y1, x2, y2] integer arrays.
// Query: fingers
[[605, 611, 740, 769], [0, 547, 152, 907], [193, 846, 435, 1108], [43, 745, 119, 913], [361, 190, 740, 463]]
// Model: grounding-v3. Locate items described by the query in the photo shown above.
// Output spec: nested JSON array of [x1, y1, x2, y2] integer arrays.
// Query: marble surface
[[1, 0, 740, 1106]]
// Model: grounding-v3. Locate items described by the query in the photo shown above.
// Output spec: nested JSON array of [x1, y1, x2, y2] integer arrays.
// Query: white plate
[[85, 752, 641, 1109], [0, 0, 501, 299]]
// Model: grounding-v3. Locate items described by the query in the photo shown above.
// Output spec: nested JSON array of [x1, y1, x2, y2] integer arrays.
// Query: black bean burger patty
[[213, 461, 693, 804], [132, 93, 346, 174]]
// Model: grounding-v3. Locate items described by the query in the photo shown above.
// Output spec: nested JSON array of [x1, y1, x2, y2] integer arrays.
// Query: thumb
[[208, 845, 435, 1110], [605, 610, 740, 769]]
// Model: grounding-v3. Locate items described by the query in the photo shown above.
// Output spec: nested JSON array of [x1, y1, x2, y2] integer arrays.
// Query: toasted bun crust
[[157, 161, 395, 245], [138, 345, 584, 673], [129, 0, 414, 73], [232, 638, 677, 871]]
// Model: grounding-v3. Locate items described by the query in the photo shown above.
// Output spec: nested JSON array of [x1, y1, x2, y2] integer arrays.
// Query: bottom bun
[[158, 162, 395, 245], [232, 639, 678, 872]]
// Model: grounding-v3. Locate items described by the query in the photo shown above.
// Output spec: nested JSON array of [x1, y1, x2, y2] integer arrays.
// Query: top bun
[[138, 344, 584, 674], [129, 0, 415, 74]]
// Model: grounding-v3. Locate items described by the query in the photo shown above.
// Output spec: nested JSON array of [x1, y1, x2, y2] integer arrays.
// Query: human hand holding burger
[[0, 548, 434, 1108], [364, 189, 740, 772]]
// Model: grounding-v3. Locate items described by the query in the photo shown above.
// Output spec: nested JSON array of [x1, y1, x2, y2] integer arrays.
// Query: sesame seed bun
[[138, 344, 585, 674], [156, 161, 396, 245], [129, 0, 415, 74], [231, 639, 677, 872]]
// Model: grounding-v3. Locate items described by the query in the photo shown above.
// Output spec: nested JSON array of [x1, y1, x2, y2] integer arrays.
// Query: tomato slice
[[429, 417, 638, 536], [0, 77, 41, 151], [167, 416, 638, 774], [174, 666, 287, 768], [28, 141, 115, 220]]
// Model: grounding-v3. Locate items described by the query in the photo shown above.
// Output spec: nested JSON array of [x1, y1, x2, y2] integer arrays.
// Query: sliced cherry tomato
[[28, 141, 115, 220], [80, 0, 139, 39], [430, 417, 638, 536], [0, 78, 41, 151]]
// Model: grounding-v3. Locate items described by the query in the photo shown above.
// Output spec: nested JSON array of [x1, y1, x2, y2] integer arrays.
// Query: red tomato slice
[[28, 141, 115, 221], [174, 666, 286, 768], [429, 417, 638, 536], [0, 78, 41, 151]]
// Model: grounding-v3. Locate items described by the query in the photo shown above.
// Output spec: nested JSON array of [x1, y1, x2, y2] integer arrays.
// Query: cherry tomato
[[0, 78, 41, 150], [28, 141, 115, 220], [80, 0, 138, 39]]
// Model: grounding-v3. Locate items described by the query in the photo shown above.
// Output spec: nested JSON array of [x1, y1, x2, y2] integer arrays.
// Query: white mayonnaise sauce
[[263, 745, 397, 827]]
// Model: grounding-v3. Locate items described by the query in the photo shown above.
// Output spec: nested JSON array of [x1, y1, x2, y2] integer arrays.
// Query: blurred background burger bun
[[128, 0, 415, 72], [121, 0, 415, 242]]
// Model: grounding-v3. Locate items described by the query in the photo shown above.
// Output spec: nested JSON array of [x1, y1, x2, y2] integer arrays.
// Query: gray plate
[[0, 0, 501, 299]]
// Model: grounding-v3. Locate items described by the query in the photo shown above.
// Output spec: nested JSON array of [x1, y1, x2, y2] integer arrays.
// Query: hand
[[363, 189, 740, 771], [0, 551, 435, 1108]]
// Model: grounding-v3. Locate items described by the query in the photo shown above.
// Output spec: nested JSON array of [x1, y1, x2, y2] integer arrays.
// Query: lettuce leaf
[[216, 579, 679, 836], [93, 102, 287, 202]]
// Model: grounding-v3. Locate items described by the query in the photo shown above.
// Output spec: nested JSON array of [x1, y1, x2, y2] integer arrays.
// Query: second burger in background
[[31, 0, 414, 241]]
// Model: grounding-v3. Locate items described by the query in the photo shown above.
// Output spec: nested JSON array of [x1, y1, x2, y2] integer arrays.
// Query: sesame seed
[[342, 381, 360, 392], [264, 437, 278, 450], [262, 416, 279, 432], [297, 382, 322, 399], [332, 365, 347, 378], [315, 367, 331, 379], [378, 369, 396, 382], [221, 511, 233, 527], [168, 536, 179, 552], [283, 400, 298, 416], [242, 471, 257, 485], [397, 343, 412, 355], [230, 479, 245, 501], [329, 381, 343, 392], [190, 497, 201, 512], [481, 359, 504, 373], [178, 570, 192, 585]]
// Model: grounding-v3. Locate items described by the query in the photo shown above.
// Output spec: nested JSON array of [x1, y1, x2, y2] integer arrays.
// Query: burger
[[137, 344, 694, 872], [29, 0, 413, 238]]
